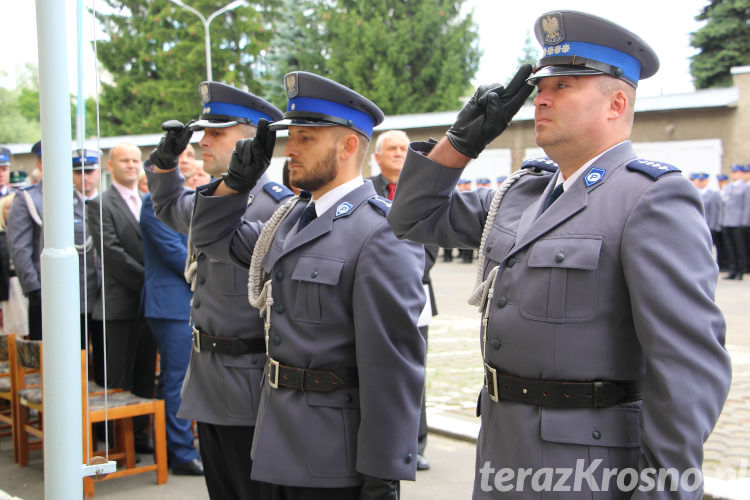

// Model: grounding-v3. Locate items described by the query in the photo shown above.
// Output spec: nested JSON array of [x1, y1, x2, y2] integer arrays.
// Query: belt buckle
[[485, 363, 499, 403], [192, 327, 201, 353], [268, 358, 280, 389]]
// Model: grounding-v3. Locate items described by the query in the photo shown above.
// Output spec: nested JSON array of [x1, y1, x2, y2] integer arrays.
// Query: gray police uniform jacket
[[720, 180, 745, 228], [700, 188, 722, 232], [146, 167, 292, 426], [7, 182, 100, 313], [388, 141, 731, 499], [190, 179, 426, 487]]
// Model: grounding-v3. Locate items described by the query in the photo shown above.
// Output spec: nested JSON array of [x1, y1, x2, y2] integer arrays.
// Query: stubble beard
[[292, 149, 338, 193]]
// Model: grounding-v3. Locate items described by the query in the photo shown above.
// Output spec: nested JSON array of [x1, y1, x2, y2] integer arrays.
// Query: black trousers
[[27, 291, 42, 340], [712, 229, 727, 270], [81, 314, 104, 387], [258, 483, 362, 500], [197, 422, 262, 500], [105, 317, 156, 441], [723, 227, 746, 276]]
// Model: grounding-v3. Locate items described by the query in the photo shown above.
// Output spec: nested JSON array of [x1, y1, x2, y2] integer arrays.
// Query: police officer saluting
[[389, 10, 730, 499], [145, 82, 293, 493], [189, 71, 426, 500]]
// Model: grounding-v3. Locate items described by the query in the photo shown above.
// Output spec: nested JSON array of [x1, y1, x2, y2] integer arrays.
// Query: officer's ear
[[338, 130, 360, 162]]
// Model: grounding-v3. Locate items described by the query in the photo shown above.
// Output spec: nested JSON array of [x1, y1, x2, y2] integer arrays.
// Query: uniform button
[[276, 271, 284, 281], [198, 253, 206, 261], [275, 304, 285, 314], [311, 270, 318, 278], [486, 244, 493, 253], [555, 253, 565, 263], [592, 430, 601, 440], [252, 359, 258, 366], [193, 299, 201, 309], [497, 296, 508, 308], [197, 275, 206, 285], [272, 335, 282, 346], [346, 393, 353, 403], [506, 257, 516, 268], [490, 338, 501, 350], [404, 453, 414, 464]]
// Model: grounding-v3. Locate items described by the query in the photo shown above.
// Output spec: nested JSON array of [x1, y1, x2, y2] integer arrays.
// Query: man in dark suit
[[140, 193, 202, 475], [88, 142, 157, 453], [369, 129, 436, 471]]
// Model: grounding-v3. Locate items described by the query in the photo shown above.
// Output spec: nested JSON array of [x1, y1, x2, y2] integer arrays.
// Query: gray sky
[[2, 0, 708, 99]]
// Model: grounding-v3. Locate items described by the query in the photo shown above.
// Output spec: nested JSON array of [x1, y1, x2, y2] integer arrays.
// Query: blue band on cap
[[543, 40, 642, 84], [288, 96, 375, 138], [73, 155, 99, 167], [203, 101, 275, 125]]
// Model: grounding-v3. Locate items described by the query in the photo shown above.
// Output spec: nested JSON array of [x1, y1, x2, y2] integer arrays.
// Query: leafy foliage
[[93, 0, 278, 136], [690, 0, 750, 88], [259, 0, 480, 115]]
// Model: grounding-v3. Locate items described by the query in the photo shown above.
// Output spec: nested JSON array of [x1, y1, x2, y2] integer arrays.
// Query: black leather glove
[[446, 64, 534, 159], [359, 475, 399, 500], [149, 120, 194, 170], [223, 119, 276, 193]]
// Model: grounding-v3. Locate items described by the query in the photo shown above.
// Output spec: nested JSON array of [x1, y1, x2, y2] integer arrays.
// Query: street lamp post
[[169, 0, 247, 81]]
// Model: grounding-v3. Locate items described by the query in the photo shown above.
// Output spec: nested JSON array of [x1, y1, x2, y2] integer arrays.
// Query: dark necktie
[[386, 183, 396, 201], [542, 184, 564, 212], [297, 202, 317, 230]]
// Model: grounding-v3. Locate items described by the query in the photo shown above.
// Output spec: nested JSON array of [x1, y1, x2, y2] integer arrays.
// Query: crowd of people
[[0, 8, 737, 500]]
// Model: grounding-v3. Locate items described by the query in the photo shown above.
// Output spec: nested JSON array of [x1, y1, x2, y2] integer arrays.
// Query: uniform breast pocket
[[520, 236, 602, 323], [291, 256, 344, 323]]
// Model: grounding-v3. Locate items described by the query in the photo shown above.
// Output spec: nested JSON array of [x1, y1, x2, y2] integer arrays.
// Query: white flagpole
[[35, 0, 83, 497]]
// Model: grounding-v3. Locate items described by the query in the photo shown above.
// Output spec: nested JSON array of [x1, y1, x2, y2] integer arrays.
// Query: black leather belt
[[266, 357, 358, 392], [191, 327, 265, 355], [484, 363, 642, 409]]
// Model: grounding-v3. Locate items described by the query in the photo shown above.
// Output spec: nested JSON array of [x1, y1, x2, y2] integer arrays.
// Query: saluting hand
[[223, 119, 277, 193], [149, 120, 194, 170], [446, 64, 534, 159]]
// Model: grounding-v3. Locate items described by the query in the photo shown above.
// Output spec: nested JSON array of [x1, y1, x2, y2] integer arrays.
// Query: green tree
[[258, 0, 328, 109], [260, 0, 480, 115], [690, 0, 750, 89], [517, 30, 538, 103], [93, 0, 278, 136]]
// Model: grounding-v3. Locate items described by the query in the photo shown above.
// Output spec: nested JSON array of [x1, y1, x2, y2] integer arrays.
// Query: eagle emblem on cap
[[199, 82, 211, 104], [542, 15, 563, 45], [285, 73, 298, 98]]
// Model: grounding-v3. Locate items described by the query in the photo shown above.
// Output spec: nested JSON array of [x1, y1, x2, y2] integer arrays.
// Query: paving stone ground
[[426, 258, 750, 482]]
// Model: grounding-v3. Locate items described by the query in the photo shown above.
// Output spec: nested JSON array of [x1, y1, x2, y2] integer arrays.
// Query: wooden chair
[[12, 339, 168, 497], [14, 337, 44, 466], [81, 349, 168, 497], [0, 334, 17, 451]]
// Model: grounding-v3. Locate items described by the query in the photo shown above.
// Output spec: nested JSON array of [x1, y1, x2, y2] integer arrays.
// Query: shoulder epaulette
[[522, 157, 558, 173], [367, 196, 392, 216], [626, 159, 680, 180], [262, 181, 294, 202]]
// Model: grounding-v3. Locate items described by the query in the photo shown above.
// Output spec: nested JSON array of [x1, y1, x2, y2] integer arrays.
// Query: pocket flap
[[527, 237, 602, 270], [541, 405, 642, 448], [307, 389, 360, 409], [291, 256, 344, 285]]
